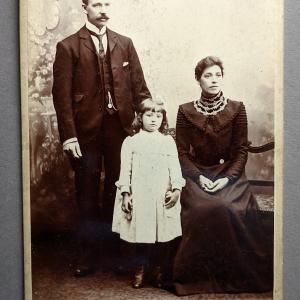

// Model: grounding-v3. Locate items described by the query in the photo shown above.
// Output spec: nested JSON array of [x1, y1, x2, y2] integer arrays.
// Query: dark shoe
[[73, 265, 93, 277], [132, 265, 146, 288], [152, 266, 165, 288]]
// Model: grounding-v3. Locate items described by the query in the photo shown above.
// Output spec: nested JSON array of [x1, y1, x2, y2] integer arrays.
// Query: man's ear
[[82, 3, 88, 14]]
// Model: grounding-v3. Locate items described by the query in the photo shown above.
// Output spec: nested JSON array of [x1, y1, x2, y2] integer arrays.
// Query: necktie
[[89, 30, 117, 113], [89, 31, 105, 54]]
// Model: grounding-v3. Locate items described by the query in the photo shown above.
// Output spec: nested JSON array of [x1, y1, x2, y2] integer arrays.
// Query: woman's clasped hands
[[199, 175, 229, 193]]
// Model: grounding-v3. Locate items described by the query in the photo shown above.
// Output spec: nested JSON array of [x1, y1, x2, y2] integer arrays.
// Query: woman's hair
[[195, 56, 224, 81], [132, 98, 169, 134]]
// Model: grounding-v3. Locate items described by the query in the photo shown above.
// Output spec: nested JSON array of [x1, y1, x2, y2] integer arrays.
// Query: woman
[[173, 56, 273, 294]]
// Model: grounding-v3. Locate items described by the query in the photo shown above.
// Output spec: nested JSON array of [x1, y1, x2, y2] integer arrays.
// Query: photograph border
[[19, 1, 284, 299], [20, 0, 32, 298], [273, 0, 284, 298]]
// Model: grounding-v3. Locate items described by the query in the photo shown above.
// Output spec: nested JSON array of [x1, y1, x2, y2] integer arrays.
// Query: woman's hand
[[205, 177, 229, 193], [165, 190, 181, 209], [199, 175, 214, 190], [122, 193, 132, 213]]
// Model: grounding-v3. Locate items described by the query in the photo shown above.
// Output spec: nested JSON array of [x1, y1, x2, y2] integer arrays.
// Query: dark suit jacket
[[52, 26, 151, 144]]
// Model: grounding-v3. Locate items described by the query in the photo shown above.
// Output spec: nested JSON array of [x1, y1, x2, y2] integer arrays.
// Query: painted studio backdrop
[[27, 0, 276, 235]]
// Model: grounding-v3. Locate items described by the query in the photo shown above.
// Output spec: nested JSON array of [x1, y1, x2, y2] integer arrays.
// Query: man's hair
[[82, 0, 89, 5], [195, 56, 224, 81], [132, 98, 169, 134]]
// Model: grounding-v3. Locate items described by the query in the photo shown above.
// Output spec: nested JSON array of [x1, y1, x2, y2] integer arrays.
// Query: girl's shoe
[[152, 266, 164, 288], [132, 265, 146, 288]]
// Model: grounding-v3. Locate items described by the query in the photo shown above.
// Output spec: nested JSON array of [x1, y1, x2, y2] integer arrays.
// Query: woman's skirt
[[173, 170, 273, 295]]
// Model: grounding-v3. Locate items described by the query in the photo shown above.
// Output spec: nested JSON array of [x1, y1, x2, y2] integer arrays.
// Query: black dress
[[173, 99, 273, 295]]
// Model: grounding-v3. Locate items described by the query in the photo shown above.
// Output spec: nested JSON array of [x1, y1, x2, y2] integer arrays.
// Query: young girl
[[112, 98, 185, 288]]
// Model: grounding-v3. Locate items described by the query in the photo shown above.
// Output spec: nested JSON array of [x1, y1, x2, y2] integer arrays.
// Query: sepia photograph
[[21, 0, 283, 299]]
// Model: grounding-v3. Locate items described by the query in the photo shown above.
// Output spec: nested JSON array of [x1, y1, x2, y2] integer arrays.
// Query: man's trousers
[[70, 113, 127, 268]]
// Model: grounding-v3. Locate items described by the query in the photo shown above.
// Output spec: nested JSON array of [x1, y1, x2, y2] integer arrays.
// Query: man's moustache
[[98, 15, 109, 20]]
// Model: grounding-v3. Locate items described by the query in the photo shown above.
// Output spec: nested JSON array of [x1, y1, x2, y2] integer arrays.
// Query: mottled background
[[27, 0, 276, 235]]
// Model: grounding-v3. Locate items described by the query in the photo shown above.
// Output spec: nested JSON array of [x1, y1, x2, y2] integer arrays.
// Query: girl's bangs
[[143, 100, 165, 113]]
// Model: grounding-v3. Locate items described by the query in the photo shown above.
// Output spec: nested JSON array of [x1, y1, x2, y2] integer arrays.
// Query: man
[[52, 0, 151, 276]]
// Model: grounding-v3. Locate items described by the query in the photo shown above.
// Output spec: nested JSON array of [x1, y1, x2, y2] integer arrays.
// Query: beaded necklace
[[193, 91, 228, 116]]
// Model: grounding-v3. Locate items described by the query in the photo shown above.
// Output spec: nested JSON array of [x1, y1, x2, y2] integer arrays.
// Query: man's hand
[[165, 190, 181, 209], [63, 141, 82, 159], [205, 177, 229, 193]]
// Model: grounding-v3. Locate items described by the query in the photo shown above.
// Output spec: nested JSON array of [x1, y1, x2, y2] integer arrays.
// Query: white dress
[[112, 130, 185, 243]]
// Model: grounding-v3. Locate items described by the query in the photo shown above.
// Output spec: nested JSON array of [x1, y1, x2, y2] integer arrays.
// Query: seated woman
[[173, 56, 273, 295]]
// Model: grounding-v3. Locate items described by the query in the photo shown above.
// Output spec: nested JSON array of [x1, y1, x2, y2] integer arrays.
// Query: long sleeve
[[128, 39, 151, 108], [176, 107, 202, 182], [52, 41, 77, 143], [167, 136, 186, 190], [116, 137, 133, 194], [224, 103, 248, 183]]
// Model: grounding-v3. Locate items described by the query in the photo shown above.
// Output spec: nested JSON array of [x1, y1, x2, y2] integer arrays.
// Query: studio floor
[[31, 233, 273, 300]]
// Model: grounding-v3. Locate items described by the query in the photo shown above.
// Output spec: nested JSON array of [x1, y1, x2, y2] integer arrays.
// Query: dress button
[[219, 159, 225, 164]]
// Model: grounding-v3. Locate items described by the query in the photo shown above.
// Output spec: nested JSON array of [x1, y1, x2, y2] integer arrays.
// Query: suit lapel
[[78, 26, 97, 55], [79, 26, 118, 54], [107, 28, 117, 53]]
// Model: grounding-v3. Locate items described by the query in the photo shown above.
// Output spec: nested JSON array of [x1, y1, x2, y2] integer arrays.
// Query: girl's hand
[[199, 175, 214, 190], [165, 190, 181, 209], [205, 177, 229, 193], [122, 193, 132, 213]]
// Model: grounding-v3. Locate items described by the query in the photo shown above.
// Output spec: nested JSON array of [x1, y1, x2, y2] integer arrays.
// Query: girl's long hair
[[132, 98, 169, 134]]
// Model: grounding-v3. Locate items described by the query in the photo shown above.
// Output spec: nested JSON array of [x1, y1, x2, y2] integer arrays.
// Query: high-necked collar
[[78, 25, 117, 53], [180, 99, 243, 132], [85, 20, 106, 35], [201, 91, 222, 103]]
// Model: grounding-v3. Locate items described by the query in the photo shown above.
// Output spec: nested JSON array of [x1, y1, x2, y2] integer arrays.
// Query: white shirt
[[85, 20, 108, 53]]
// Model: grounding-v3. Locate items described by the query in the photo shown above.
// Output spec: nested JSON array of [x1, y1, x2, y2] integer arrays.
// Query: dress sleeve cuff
[[172, 179, 186, 191], [226, 175, 236, 184], [120, 186, 131, 194], [191, 171, 202, 183], [116, 183, 131, 195], [63, 137, 78, 147]]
